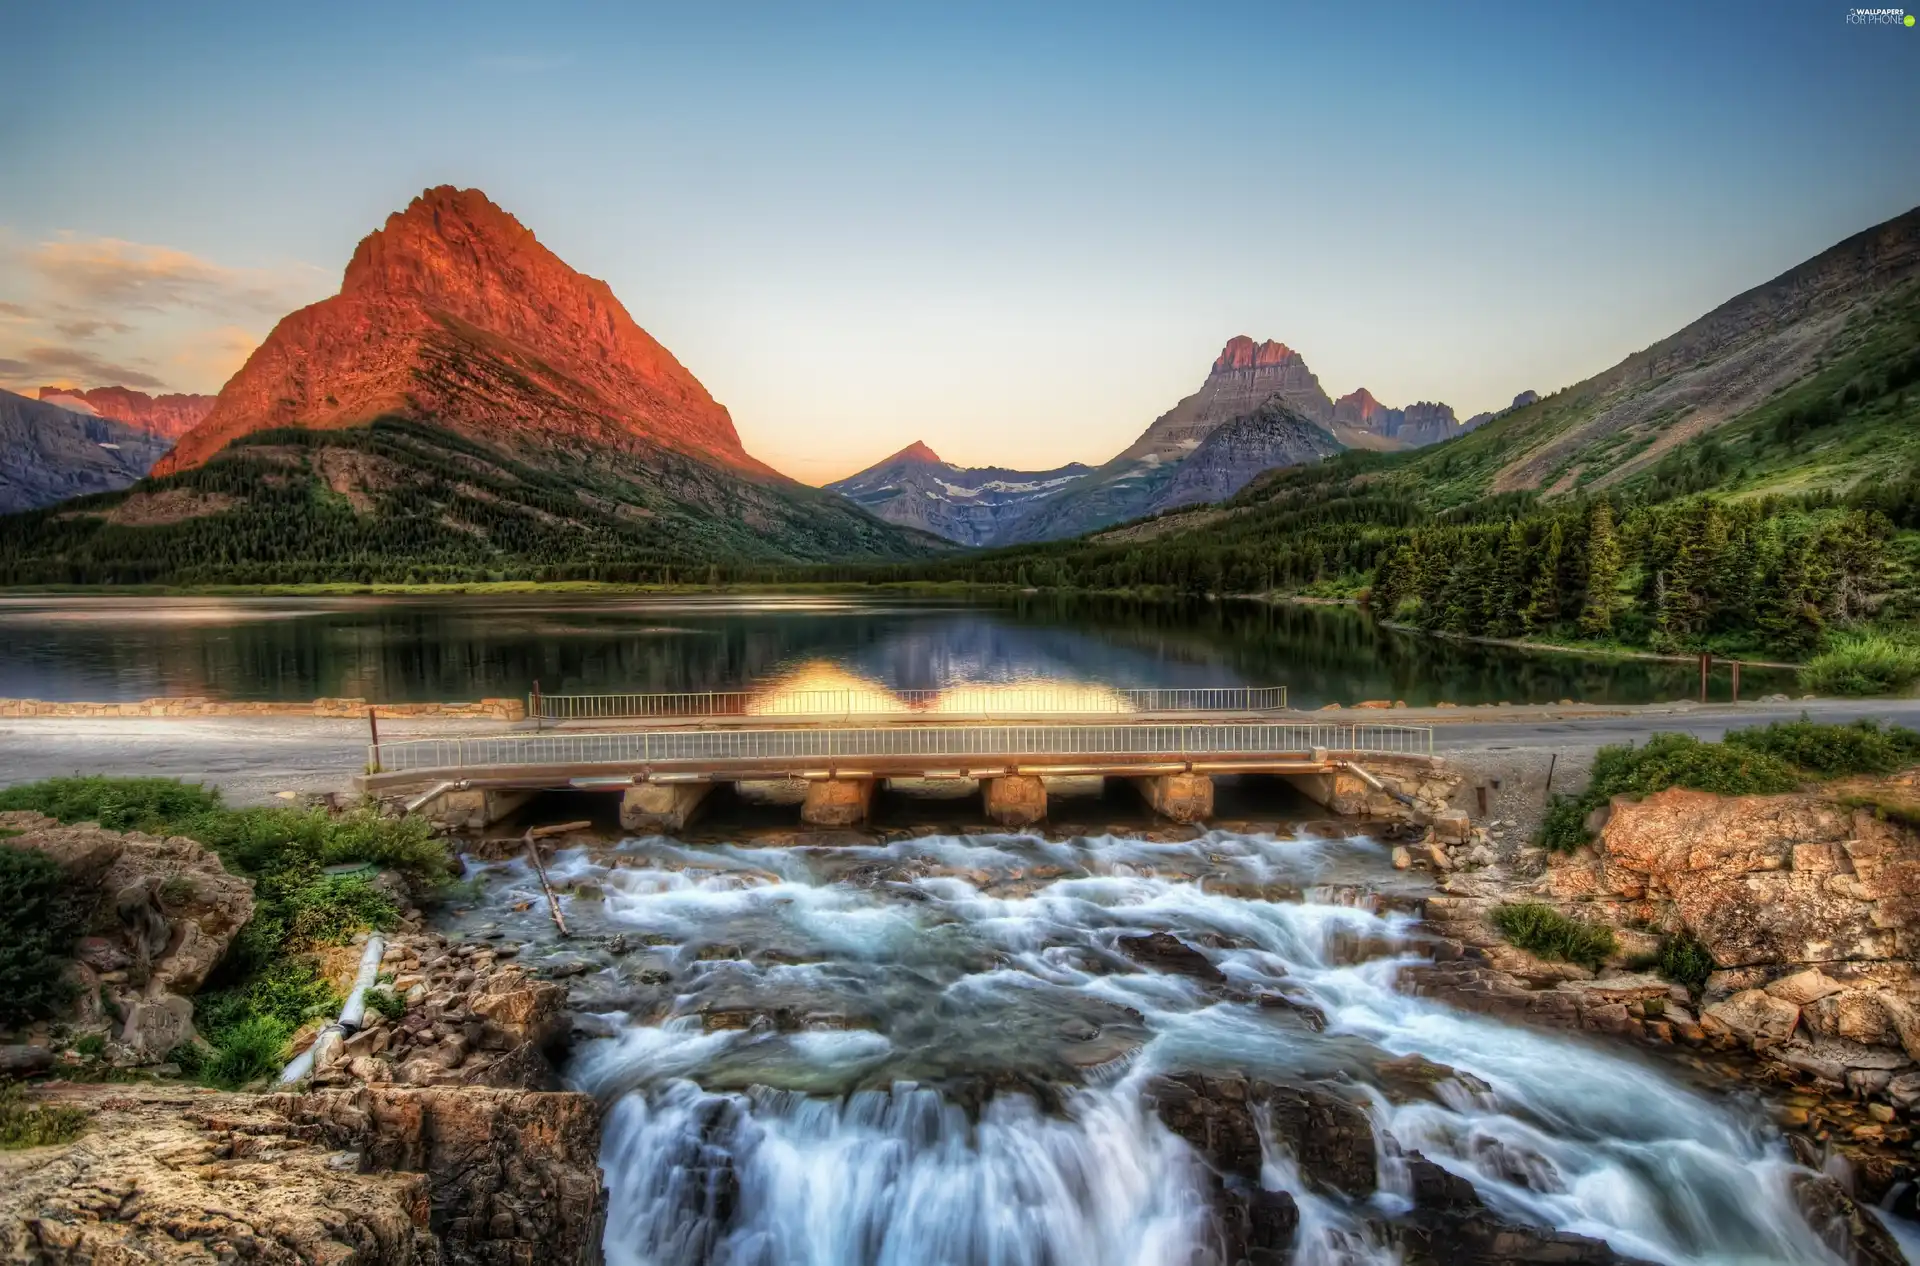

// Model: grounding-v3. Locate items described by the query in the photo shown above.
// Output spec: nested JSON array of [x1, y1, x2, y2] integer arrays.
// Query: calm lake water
[[0, 592, 1794, 706]]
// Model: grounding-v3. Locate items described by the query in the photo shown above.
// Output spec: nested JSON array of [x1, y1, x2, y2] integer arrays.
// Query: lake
[[0, 592, 1794, 706]]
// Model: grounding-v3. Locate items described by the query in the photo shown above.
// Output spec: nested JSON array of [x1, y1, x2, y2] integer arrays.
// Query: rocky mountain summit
[[157, 186, 760, 477], [988, 337, 1491, 544], [824, 440, 1092, 546], [36, 385, 214, 441], [0, 389, 174, 513], [1153, 396, 1344, 511]]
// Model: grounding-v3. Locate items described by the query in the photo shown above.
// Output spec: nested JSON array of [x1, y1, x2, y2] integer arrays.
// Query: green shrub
[[1538, 794, 1591, 853], [1656, 930, 1716, 996], [0, 847, 92, 1030], [364, 987, 408, 1022], [176, 1015, 291, 1090], [1725, 717, 1920, 778], [1490, 902, 1618, 969], [70, 1033, 106, 1059], [0, 776, 221, 832], [1801, 630, 1920, 697], [0, 1082, 88, 1149], [194, 957, 340, 1041], [1536, 733, 1801, 852]]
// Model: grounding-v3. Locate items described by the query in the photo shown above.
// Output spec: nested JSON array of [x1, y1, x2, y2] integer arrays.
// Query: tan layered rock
[[273, 1086, 605, 1266], [0, 1085, 438, 1265], [0, 1082, 605, 1266]]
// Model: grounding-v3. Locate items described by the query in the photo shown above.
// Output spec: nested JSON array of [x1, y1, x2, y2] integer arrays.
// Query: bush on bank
[[1535, 720, 1920, 854], [0, 776, 451, 1088], [1799, 630, 1920, 697]]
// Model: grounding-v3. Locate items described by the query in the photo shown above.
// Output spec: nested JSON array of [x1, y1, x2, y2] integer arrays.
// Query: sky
[[2, 1, 1917, 484]]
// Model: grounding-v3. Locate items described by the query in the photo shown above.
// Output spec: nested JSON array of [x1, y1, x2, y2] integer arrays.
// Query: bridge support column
[[1132, 773, 1213, 824], [982, 774, 1047, 828], [431, 788, 533, 830], [620, 782, 714, 834], [801, 777, 874, 827]]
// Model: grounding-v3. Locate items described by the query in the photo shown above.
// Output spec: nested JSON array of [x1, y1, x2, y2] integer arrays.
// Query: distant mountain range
[[35, 386, 214, 441], [6, 187, 1912, 585], [948, 201, 1920, 592], [0, 389, 174, 514], [830, 335, 1526, 545], [824, 442, 1093, 547]]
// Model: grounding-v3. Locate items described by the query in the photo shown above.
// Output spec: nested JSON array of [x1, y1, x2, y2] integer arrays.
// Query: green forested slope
[[0, 418, 943, 585]]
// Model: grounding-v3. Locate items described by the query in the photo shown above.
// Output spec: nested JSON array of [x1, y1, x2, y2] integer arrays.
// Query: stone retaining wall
[[0, 695, 526, 720]]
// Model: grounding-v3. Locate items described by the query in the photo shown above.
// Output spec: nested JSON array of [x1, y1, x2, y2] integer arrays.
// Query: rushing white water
[[465, 828, 1911, 1266]]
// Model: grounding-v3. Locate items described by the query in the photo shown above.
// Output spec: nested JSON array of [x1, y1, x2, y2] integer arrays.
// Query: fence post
[[1698, 652, 1711, 704], [531, 679, 542, 732], [367, 708, 381, 773]]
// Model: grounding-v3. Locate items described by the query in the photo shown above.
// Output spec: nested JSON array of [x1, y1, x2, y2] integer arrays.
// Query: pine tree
[[1490, 522, 1529, 637], [1523, 520, 1564, 633], [1580, 501, 1620, 638]]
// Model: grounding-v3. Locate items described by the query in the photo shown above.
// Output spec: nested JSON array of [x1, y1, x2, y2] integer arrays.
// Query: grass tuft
[[1490, 902, 1618, 970], [1656, 930, 1716, 996], [0, 1083, 88, 1149]]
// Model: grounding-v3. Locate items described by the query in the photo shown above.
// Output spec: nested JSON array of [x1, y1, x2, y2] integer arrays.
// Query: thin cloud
[[54, 316, 134, 339], [25, 234, 317, 316], [0, 345, 168, 390], [0, 301, 30, 320]]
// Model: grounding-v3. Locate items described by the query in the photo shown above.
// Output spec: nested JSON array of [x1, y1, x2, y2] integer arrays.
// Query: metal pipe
[[402, 781, 458, 814], [278, 933, 386, 1083]]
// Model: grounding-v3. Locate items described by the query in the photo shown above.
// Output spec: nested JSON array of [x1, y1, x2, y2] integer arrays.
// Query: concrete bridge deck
[[362, 720, 1443, 832]]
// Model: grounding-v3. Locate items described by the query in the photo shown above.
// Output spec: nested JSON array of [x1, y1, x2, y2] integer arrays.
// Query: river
[[0, 593, 1793, 706], [447, 821, 1911, 1265]]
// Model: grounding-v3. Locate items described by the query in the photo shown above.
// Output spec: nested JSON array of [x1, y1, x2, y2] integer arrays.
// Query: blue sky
[[3, 0, 1916, 481]]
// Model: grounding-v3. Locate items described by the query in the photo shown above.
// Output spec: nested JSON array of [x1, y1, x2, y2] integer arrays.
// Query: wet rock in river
[[1792, 1173, 1910, 1266], [1117, 932, 1226, 983], [1146, 1073, 1376, 1198]]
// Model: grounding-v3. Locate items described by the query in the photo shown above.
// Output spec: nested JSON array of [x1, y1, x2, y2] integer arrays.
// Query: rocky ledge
[[0, 1083, 603, 1265], [1411, 781, 1920, 1217]]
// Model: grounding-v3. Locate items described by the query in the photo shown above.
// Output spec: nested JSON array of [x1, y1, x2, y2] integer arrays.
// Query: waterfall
[[514, 828, 1910, 1266]]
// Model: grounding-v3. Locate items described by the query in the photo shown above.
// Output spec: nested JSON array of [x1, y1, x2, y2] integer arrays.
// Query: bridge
[[362, 687, 1443, 831]]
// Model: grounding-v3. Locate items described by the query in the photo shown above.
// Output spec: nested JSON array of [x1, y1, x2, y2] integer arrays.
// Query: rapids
[[454, 827, 1911, 1266]]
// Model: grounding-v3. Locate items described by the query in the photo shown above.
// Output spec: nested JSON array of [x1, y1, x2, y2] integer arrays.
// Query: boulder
[[2, 821, 254, 1050], [119, 993, 196, 1059], [1702, 990, 1801, 1045], [1766, 968, 1846, 1007], [1792, 1173, 1909, 1266], [1583, 790, 1916, 971]]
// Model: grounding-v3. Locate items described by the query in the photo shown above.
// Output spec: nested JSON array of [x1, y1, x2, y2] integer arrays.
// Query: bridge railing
[[528, 685, 1287, 722], [369, 720, 1430, 774]]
